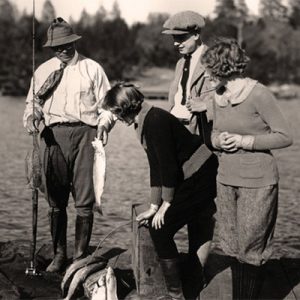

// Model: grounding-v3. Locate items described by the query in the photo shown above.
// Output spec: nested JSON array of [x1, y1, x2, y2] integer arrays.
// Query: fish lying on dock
[[63, 261, 107, 300], [91, 137, 106, 215], [61, 255, 107, 297], [91, 267, 118, 300]]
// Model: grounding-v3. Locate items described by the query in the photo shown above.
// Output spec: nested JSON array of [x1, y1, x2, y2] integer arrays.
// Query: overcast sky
[[13, 0, 261, 25]]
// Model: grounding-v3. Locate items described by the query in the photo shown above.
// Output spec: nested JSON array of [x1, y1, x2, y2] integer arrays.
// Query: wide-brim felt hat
[[43, 17, 81, 47], [162, 11, 205, 35]]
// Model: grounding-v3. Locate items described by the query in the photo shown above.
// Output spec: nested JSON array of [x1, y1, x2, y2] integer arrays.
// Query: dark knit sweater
[[136, 102, 213, 204]]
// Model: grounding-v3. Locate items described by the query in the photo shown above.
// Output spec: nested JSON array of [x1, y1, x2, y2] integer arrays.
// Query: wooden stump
[[131, 203, 167, 299]]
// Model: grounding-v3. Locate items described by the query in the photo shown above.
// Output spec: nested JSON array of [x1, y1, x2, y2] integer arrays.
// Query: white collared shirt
[[24, 51, 115, 130], [171, 45, 205, 119]]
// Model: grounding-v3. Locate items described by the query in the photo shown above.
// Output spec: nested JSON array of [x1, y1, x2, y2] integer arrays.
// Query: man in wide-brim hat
[[159, 10, 218, 299], [43, 17, 81, 47], [23, 17, 115, 273]]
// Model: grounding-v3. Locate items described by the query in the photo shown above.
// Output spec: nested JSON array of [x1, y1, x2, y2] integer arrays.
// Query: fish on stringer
[[61, 255, 107, 297], [63, 261, 107, 300], [25, 133, 42, 189], [91, 137, 106, 215], [91, 267, 118, 300]]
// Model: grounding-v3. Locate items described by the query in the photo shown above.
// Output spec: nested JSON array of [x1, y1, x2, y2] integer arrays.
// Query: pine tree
[[96, 5, 107, 21], [214, 0, 237, 18], [110, 1, 121, 19], [235, 0, 249, 17], [78, 9, 93, 28], [41, 0, 56, 24], [289, 0, 300, 28], [0, 0, 17, 23], [259, 0, 288, 20], [0, 0, 18, 94], [213, 0, 251, 45]]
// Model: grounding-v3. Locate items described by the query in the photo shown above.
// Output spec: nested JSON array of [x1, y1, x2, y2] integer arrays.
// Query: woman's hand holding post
[[152, 201, 171, 230], [136, 204, 158, 226]]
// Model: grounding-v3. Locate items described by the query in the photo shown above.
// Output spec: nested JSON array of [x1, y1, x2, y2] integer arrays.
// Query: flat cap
[[162, 11, 205, 35]]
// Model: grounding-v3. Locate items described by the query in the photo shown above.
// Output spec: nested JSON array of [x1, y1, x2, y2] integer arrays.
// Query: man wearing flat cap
[[23, 17, 114, 272], [161, 10, 217, 299]]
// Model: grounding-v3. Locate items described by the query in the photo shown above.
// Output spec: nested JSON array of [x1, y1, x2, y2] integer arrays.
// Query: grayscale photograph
[[0, 0, 299, 299]]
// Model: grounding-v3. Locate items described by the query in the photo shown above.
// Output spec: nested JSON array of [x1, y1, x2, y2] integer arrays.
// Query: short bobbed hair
[[201, 37, 250, 79], [102, 82, 144, 119]]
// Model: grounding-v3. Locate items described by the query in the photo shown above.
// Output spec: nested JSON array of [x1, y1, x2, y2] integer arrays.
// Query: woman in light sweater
[[187, 38, 293, 299]]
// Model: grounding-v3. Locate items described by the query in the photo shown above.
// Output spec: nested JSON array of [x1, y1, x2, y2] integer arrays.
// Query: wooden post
[[131, 203, 167, 298]]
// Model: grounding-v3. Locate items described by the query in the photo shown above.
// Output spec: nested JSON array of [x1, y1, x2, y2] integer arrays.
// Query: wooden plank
[[0, 272, 20, 300], [201, 253, 299, 300], [279, 258, 300, 300], [131, 203, 167, 299]]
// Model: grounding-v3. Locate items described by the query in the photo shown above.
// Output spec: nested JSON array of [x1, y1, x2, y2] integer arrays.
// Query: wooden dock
[[0, 228, 300, 299]]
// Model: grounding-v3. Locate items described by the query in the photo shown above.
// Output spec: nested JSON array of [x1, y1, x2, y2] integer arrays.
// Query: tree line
[[0, 0, 300, 96]]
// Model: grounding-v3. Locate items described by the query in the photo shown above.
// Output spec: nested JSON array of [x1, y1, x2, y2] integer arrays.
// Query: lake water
[[0, 96, 299, 258]]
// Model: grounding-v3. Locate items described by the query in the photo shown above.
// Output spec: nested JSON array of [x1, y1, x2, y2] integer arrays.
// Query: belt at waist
[[48, 122, 96, 128], [177, 118, 190, 125]]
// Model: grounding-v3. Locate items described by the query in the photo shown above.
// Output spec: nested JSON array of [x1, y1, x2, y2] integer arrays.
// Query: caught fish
[[25, 133, 42, 189], [91, 137, 106, 215], [63, 262, 107, 300], [91, 267, 118, 300], [105, 267, 118, 300], [91, 271, 106, 300], [61, 255, 107, 297]]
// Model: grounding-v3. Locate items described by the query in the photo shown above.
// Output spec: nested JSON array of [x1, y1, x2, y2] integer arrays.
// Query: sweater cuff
[[162, 186, 175, 203], [241, 135, 255, 150], [150, 186, 162, 205]]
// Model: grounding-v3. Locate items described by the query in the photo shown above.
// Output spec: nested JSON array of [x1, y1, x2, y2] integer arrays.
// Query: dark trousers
[[40, 124, 97, 216], [149, 156, 217, 259]]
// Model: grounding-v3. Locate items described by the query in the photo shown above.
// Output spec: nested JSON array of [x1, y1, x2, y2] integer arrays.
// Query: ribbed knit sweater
[[213, 82, 293, 187]]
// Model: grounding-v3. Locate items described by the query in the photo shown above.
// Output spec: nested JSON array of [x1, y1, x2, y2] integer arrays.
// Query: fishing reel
[[25, 261, 41, 276]]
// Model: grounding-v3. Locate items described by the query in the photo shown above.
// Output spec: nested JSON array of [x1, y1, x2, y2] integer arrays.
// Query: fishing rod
[[25, 0, 41, 276]]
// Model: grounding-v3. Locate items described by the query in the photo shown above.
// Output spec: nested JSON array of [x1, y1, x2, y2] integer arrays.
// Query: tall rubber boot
[[159, 258, 184, 300], [231, 260, 264, 300], [73, 214, 93, 261], [46, 208, 67, 272], [181, 253, 203, 300]]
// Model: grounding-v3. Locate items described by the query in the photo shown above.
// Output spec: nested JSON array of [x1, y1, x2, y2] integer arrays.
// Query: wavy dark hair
[[201, 37, 250, 79], [102, 82, 144, 120]]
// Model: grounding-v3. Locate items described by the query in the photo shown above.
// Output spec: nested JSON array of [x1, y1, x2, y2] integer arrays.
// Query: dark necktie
[[180, 54, 191, 105], [36, 62, 67, 106]]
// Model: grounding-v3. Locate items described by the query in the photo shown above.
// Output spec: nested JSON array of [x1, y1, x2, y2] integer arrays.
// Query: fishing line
[[87, 220, 132, 265]]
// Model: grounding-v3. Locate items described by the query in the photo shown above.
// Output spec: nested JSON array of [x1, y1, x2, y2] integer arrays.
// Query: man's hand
[[97, 125, 108, 146], [152, 201, 171, 230], [186, 98, 207, 113], [94, 202, 103, 215], [25, 115, 40, 134]]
